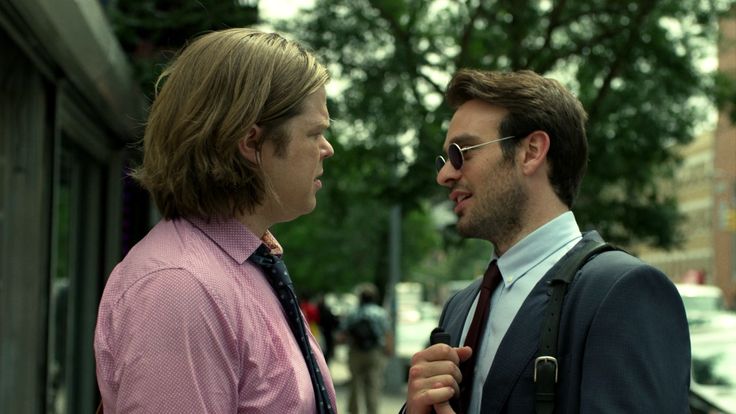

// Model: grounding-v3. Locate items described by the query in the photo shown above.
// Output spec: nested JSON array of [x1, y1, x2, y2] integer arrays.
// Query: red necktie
[[458, 260, 502, 413]]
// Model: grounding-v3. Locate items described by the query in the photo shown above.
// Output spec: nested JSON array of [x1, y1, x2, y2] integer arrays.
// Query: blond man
[[94, 29, 336, 413]]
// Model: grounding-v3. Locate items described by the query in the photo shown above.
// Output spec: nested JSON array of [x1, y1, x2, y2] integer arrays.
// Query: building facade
[[712, 4, 736, 308], [637, 132, 716, 283], [636, 6, 736, 308], [0, 0, 144, 412]]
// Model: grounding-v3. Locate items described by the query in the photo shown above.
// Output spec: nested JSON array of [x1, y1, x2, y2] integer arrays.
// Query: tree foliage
[[268, 0, 735, 291], [107, 0, 735, 294]]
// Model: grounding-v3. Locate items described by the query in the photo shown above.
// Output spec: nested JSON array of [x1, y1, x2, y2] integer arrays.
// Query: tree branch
[[368, 0, 444, 103], [535, 26, 626, 74], [455, 1, 485, 69], [541, 0, 568, 50], [587, 1, 657, 121]]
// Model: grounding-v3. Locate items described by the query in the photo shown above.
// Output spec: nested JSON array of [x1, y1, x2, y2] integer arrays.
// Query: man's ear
[[238, 124, 263, 164], [519, 131, 550, 176]]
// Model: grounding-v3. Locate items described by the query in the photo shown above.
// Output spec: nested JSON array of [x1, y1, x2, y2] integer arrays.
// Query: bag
[[347, 314, 380, 350], [534, 240, 619, 414]]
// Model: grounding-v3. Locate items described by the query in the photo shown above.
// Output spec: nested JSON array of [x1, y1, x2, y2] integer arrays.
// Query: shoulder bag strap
[[534, 240, 619, 414]]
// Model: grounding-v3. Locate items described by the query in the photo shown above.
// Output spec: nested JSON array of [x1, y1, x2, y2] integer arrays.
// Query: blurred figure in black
[[317, 294, 339, 365]]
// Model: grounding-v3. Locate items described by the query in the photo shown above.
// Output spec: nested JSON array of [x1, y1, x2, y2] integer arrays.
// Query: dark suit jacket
[[438, 231, 691, 413]]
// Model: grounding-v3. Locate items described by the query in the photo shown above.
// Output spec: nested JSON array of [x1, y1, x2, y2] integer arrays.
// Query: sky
[[259, 0, 313, 21]]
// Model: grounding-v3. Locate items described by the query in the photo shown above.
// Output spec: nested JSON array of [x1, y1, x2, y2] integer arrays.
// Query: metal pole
[[383, 204, 403, 390]]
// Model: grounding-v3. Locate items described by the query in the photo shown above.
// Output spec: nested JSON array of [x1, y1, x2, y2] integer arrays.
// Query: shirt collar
[[495, 211, 582, 286], [186, 216, 283, 264]]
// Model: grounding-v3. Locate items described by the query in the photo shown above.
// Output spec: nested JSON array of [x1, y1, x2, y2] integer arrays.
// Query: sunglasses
[[435, 135, 516, 172]]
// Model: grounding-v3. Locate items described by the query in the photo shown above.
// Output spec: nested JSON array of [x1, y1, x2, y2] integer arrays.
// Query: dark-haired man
[[404, 69, 690, 414]]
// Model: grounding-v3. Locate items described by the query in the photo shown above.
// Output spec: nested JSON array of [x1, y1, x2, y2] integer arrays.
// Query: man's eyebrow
[[324, 116, 337, 129], [311, 119, 331, 130]]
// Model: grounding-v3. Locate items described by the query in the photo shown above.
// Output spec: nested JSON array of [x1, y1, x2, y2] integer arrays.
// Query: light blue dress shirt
[[460, 211, 582, 414]]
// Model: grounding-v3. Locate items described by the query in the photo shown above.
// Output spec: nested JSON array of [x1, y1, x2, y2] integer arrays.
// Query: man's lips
[[450, 190, 472, 213]]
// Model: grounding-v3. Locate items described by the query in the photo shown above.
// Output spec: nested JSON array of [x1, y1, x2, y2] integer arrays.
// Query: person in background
[[300, 293, 322, 344], [94, 28, 336, 413], [403, 69, 690, 414], [317, 294, 340, 365], [343, 283, 393, 414]]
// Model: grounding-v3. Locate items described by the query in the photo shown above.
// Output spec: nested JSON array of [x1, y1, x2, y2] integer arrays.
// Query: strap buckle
[[534, 356, 558, 383]]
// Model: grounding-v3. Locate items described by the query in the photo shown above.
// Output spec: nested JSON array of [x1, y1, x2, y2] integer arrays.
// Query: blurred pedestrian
[[404, 69, 690, 413], [94, 28, 337, 413], [343, 283, 393, 414], [317, 294, 340, 365], [300, 292, 322, 344]]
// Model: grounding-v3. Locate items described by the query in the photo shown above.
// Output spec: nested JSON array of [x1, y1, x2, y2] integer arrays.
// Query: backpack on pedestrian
[[347, 312, 381, 351]]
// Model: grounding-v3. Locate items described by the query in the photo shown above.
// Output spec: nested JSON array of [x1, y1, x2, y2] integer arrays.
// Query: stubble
[[456, 158, 528, 249]]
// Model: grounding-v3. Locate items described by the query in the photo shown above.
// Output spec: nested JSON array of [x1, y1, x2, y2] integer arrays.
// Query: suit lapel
[[442, 278, 482, 347], [479, 232, 604, 411], [479, 280, 549, 411]]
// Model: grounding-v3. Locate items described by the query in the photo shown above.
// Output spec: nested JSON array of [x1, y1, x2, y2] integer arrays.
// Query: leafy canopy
[[108, 0, 735, 293], [271, 0, 734, 291]]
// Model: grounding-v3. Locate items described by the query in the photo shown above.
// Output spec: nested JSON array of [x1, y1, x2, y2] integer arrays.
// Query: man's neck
[[494, 198, 570, 256], [236, 212, 270, 239]]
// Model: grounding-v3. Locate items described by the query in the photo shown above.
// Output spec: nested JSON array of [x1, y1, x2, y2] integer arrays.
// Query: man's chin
[[278, 202, 317, 224], [455, 218, 474, 238], [302, 201, 317, 216], [456, 216, 489, 240]]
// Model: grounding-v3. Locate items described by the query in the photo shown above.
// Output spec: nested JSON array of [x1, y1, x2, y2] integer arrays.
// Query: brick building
[[636, 5, 736, 308]]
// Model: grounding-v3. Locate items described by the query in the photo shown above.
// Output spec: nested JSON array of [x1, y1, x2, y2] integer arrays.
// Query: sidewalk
[[329, 345, 407, 414]]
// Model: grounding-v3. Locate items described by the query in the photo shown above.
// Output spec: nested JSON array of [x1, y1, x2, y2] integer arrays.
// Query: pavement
[[329, 345, 408, 414]]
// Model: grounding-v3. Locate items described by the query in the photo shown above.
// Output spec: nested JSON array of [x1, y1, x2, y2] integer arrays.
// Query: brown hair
[[446, 69, 588, 208], [131, 28, 329, 220]]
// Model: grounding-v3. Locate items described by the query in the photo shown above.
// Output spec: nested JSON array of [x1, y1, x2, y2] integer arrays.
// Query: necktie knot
[[249, 244, 276, 265], [481, 260, 501, 290], [249, 245, 293, 289]]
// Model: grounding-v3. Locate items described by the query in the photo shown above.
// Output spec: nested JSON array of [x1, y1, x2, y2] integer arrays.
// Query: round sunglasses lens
[[448, 144, 463, 169], [435, 156, 446, 172]]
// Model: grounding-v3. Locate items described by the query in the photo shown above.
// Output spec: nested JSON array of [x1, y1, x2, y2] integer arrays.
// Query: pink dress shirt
[[94, 217, 336, 413]]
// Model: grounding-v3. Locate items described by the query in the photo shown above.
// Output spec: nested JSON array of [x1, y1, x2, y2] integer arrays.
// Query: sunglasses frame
[[435, 135, 516, 172]]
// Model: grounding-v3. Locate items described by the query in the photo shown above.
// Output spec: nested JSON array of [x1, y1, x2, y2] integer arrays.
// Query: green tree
[[273, 138, 444, 293], [270, 0, 735, 290], [107, 1, 736, 293]]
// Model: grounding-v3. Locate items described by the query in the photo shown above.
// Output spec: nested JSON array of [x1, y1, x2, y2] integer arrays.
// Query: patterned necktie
[[458, 260, 502, 413], [249, 244, 335, 414]]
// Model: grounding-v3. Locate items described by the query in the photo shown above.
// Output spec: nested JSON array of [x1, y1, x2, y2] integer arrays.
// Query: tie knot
[[249, 244, 293, 289], [481, 260, 502, 291], [249, 244, 277, 266]]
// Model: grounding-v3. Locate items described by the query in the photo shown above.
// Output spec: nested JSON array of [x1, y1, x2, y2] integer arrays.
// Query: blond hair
[[131, 28, 329, 220]]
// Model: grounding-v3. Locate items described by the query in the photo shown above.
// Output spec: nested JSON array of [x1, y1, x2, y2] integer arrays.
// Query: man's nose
[[436, 161, 460, 187], [321, 137, 334, 159]]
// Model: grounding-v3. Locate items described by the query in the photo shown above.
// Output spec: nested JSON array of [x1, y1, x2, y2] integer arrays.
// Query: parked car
[[676, 283, 726, 328], [689, 327, 736, 413]]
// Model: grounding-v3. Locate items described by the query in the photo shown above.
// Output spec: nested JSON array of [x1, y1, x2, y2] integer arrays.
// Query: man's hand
[[405, 344, 473, 414]]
